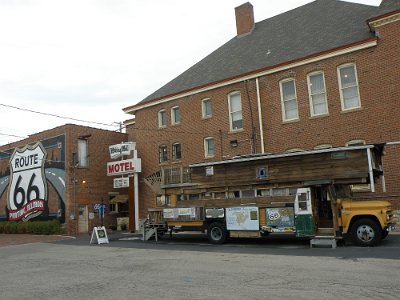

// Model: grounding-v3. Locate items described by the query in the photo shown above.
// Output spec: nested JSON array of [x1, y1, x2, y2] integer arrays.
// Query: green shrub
[[0, 220, 64, 235]]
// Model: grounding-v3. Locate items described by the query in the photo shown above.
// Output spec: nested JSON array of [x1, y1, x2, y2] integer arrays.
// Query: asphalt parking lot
[[1, 232, 399, 300]]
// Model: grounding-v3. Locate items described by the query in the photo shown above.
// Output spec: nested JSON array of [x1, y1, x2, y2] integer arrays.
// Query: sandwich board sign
[[90, 226, 109, 244]]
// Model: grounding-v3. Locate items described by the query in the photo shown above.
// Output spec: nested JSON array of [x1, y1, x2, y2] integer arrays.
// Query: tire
[[207, 222, 227, 244], [351, 218, 382, 247]]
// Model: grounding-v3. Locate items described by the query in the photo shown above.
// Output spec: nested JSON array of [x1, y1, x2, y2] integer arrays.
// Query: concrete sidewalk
[[0, 230, 140, 247]]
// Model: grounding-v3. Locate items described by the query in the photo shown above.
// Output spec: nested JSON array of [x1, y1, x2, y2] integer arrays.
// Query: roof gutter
[[367, 9, 400, 31], [123, 37, 378, 115]]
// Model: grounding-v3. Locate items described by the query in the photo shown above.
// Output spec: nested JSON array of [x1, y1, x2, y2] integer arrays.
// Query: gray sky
[[0, 0, 381, 145]]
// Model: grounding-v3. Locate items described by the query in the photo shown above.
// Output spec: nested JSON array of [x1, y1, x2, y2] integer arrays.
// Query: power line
[[0, 103, 120, 127], [0, 132, 27, 138]]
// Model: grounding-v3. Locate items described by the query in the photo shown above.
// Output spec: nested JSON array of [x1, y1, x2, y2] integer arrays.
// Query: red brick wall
[[0, 124, 128, 234], [127, 19, 400, 215]]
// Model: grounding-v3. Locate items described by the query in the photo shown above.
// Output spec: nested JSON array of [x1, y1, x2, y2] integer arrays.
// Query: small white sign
[[205, 166, 214, 176], [109, 142, 135, 159], [90, 226, 109, 244], [107, 158, 141, 176], [113, 177, 129, 188]]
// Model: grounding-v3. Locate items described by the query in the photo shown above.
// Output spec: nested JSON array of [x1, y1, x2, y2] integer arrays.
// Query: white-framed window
[[171, 106, 180, 125], [228, 92, 243, 131], [158, 109, 166, 128], [202, 98, 212, 118], [204, 137, 215, 158], [307, 71, 328, 116], [338, 63, 361, 111], [346, 139, 366, 146], [314, 144, 332, 150], [280, 78, 299, 121], [159, 145, 168, 163], [287, 148, 304, 153], [172, 143, 181, 161], [77, 139, 88, 167]]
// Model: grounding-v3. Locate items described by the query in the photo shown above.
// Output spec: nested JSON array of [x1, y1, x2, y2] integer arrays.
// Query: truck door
[[294, 188, 315, 237]]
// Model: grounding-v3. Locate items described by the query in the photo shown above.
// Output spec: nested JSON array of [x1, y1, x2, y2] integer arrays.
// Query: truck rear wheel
[[207, 222, 227, 244], [351, 218, 382, 247]]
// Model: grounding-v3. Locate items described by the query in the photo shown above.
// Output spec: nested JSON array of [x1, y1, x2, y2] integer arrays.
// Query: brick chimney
[[235, 2, 255, 37]]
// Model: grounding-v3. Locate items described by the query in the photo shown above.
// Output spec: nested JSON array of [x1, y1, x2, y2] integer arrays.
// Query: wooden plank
[[191, 149, 370, 187], [229, 231, 261, 238]]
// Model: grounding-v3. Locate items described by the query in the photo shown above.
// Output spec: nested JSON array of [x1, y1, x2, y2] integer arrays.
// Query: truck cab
[[338, 199, 396, 246]]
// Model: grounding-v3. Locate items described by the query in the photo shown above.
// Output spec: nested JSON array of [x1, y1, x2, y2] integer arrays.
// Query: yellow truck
[[144, 145, 397, 246]]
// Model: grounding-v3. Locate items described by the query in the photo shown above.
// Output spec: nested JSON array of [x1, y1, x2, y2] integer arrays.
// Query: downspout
[[367, 148, 375, 193], [256, 78, 265, 153]]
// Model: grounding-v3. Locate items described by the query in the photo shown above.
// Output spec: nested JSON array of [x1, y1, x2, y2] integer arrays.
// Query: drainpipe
[[367, 148, 375, 193], [256, 78, 265, 153]]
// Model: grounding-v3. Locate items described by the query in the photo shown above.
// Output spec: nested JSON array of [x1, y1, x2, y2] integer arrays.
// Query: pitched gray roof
[[138, 0, 399, 105]]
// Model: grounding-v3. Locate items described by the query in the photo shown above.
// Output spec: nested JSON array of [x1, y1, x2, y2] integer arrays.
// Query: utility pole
[[72, 153, 78, 236]]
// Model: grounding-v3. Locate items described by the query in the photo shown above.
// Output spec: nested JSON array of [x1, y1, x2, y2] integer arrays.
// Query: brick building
[[0, 124, 128, 235], [123, 0, 400, 221]]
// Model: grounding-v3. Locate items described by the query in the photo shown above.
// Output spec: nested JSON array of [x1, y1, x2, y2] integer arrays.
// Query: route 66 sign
[[7, 142, 48, 221]]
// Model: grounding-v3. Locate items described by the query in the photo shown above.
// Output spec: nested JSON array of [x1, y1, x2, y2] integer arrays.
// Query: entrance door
[[295, 188, 315, 237], [314, 186, 333, 229], [78, 205, 88, 233]]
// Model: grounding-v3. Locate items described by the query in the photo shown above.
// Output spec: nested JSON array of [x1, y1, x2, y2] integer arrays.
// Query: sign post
[[107, 142, 141, 232]]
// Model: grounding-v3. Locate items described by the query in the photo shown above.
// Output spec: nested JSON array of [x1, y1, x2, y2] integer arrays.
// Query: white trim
[[314, 144, 332, 150], [369, 12, 400, 29], [201, 98, 212, 119], [346, 139, 365, 146], [256, 78, 265, 153], [159, 144, 168, 163], [172, 142, 181, 161], [337, 63, 361, 111], [171, 106, 180, 125], [124, 40, 377, 114], [307, 71, 328, 117], [279, 78, 299, 122], [204, 137, 215, 158], [367, 148, 375, 193], [228, 91, 243, 132], [158, 109, 166, 128]]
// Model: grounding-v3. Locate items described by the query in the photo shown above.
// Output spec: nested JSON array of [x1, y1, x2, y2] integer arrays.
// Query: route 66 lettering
[[7, 142, 48, 221]]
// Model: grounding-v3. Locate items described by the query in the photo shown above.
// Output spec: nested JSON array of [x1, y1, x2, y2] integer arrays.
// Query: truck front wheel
[[351, 218, 382, 247], [207, 222, 227, 244]]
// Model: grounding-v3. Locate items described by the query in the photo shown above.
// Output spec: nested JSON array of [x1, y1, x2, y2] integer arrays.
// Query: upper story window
[[346, 140, 365, 146], [204, 137, 215, 158], [280, 79, 299, 121], [228, 92, 243, 131], [307, 72, 328, 116], [287, 148, 304, 153], [158, 109, 166, 128], [171, 106, 180, 125], [202, 98, 212, 118], [338, 63, 361, 111], [77, 139, 88, 168], [172, 143, 181, 161], [314, 144, 332, 150], [159, 145, 168, 163]]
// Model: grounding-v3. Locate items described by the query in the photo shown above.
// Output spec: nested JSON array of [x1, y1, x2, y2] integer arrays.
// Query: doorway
[[78, 205, 88, 233], [314, 186, 334, 234]]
